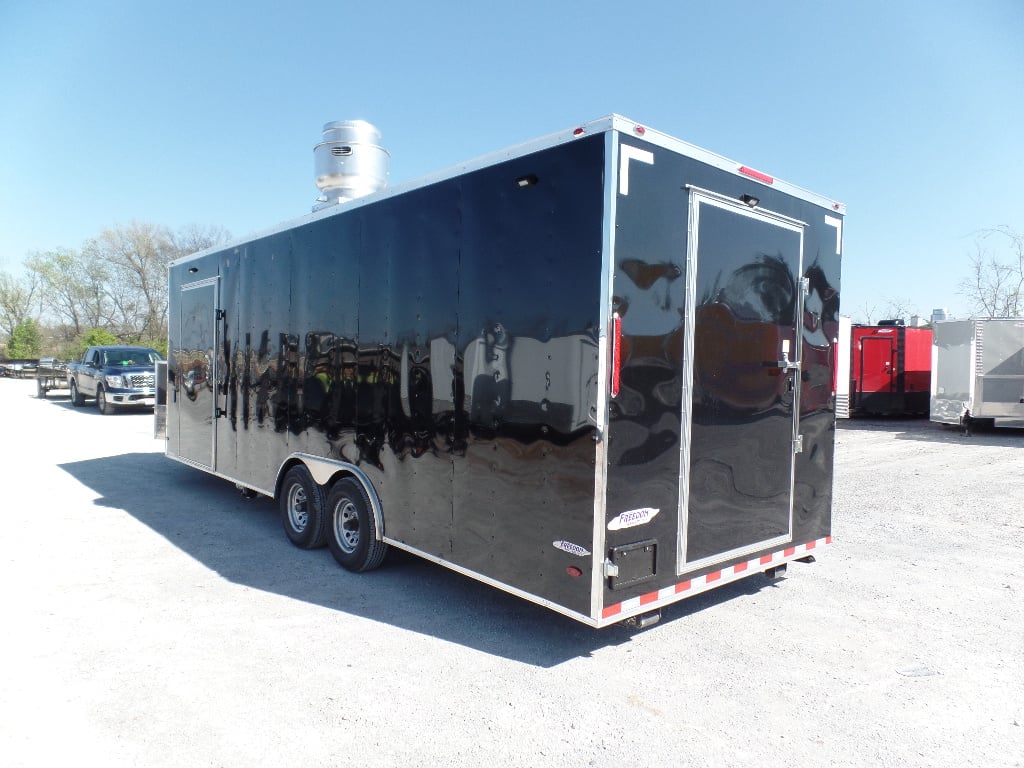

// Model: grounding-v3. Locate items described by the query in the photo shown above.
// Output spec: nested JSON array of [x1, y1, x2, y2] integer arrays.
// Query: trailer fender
[[276, 453, 385, 541]]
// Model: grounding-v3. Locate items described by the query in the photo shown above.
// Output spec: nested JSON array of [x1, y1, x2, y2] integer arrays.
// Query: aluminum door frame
[[176, 276, 220, 472], [677, 187, 807, 574]]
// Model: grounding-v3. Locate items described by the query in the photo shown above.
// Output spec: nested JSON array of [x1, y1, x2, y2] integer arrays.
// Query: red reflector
[[573, 127, 585, 136], [831, 340, 839, 392], [739, 165, 774, 184], [634, 125, 646, 135], [565, 566, 583, 578], [611, 313, 622, 397]]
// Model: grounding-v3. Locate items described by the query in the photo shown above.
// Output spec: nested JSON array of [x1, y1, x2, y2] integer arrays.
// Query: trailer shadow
[[839, 418, 1024, 447], [59, 452, 767, 666]]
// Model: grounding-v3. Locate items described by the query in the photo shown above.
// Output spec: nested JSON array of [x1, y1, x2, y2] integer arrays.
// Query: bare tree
[[172, 223, 231, 257], [84, 222, 174, 341], [25, 248, 113, 335], [851, 297, 918, 326], [958, 226, 1024, 318]]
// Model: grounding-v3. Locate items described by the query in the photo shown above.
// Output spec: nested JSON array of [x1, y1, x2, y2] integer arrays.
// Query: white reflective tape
[[619, 144, 654, 196], [825, 215, 842, 255]]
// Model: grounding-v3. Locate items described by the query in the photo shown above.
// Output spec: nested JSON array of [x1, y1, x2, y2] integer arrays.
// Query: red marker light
[[634, 125, 646, 135], [565, 566, 583, 578], [573, 127, 585, 136], [831, 340, 839, 392], [739, 165, 774, 185], [611, 313, 622, 398]]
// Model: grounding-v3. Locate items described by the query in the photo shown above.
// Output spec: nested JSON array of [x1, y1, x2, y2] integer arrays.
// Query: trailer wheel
[[96, 386, 116, 415], [326, 478, 388, 573], [279, 465, 327, 549], [69, 380, 85, 407], [37, 379, 46, 398]]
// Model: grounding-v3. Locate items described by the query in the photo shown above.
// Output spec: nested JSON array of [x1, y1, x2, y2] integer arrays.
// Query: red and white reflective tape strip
[[601, 537, 832, 620]]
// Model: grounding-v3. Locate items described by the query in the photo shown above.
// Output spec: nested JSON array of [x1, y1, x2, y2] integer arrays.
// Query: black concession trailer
[[165, 115, 845, 627]]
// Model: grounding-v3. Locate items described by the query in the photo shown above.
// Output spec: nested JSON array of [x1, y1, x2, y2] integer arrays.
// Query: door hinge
[[216, 309, 226, 320], [800, 276, 810, 297], [603, 559, 620, 578], [793, 434, 804, 454]]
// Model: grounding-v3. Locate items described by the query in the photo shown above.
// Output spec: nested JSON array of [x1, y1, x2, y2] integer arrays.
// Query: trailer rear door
[[679, 191, 805, 570], [859, 335, 895, 394]]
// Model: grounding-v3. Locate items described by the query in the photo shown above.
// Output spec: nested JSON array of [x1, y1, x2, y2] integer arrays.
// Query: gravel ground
[[1, 376, 1021, 767]]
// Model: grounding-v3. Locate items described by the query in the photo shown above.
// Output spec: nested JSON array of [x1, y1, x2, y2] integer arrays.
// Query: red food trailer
[[851, 322, 932, 416]]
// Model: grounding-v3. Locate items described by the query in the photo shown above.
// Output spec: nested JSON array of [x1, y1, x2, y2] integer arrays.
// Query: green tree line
[[0, 222, 229, 360]]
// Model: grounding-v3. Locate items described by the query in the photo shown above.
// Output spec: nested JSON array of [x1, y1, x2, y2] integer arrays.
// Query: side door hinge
[[793, 434, 804, 454]]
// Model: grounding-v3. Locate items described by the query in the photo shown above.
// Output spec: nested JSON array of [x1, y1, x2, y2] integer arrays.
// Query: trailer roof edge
[[170, 114, 846, 268]]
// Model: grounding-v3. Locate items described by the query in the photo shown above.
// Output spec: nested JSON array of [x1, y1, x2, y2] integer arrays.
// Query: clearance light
[[565, 566, 583, 578], [832, 338, 839, 392], [611, 313, 622, 398], [634, 125, 646, 136], [739, 165, 774, 185], [573, 127, 585, 136]]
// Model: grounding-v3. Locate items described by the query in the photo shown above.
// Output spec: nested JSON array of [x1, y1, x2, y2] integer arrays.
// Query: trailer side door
[[171, 278, 219, 471]]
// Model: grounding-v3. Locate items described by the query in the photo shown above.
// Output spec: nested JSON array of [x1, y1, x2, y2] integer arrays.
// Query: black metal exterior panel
[[452, 138, 605, 613], [169, 135, 606, 618], [605, 136, 841, 605], [356, 182, 461, 557], [604, 140, 688, 595]]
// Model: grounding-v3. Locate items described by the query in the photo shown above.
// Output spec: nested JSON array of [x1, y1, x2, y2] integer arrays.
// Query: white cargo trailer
[[931, 318, 1024, 428]]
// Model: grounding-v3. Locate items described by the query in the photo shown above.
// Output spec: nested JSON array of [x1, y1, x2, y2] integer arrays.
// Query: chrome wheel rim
[[287, 484, 308, 531], [334, 499, 359, 554]]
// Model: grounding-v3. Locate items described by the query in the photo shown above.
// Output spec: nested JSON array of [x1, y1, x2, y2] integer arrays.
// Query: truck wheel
[[37, 379, 46, 398], [69, 380, 85, 407], [279, 465, 327, 549], [96, 386, 116, 415], [326, 478, 388, 572]]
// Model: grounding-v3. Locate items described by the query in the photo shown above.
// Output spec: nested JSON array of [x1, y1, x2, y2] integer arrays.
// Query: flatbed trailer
[[36, 358, 68, 398], [165, 115, 845, 627]]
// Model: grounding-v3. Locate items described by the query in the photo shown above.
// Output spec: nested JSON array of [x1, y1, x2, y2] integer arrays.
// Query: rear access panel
[[679, 190, 804, 570]]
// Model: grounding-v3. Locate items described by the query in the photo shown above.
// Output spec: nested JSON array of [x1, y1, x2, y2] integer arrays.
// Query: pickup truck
[[67, 345, 163, 414]]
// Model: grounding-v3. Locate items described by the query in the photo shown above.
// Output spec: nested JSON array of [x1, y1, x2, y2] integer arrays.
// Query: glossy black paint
[[168, 125, 842, 622], [170, 136, 606, 616], [605, 138, 840, 604]]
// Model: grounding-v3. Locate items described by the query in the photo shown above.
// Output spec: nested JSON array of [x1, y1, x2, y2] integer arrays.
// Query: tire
[[326, 478, 388, 572], [279, 465, 327, 549], [69, 380, 85, 407], [96, 386, 115, 415], [37, 379, 46, 398]]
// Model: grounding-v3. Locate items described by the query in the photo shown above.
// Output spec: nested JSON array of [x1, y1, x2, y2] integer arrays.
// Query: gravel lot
[[1, 376, 1021, 767]]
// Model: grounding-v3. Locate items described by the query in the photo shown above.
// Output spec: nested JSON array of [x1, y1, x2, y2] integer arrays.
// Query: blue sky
[[1, 1, 1021, 322]]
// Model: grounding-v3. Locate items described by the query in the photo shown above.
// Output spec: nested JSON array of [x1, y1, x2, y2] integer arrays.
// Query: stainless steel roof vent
[[313, 120, 389, 211]]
